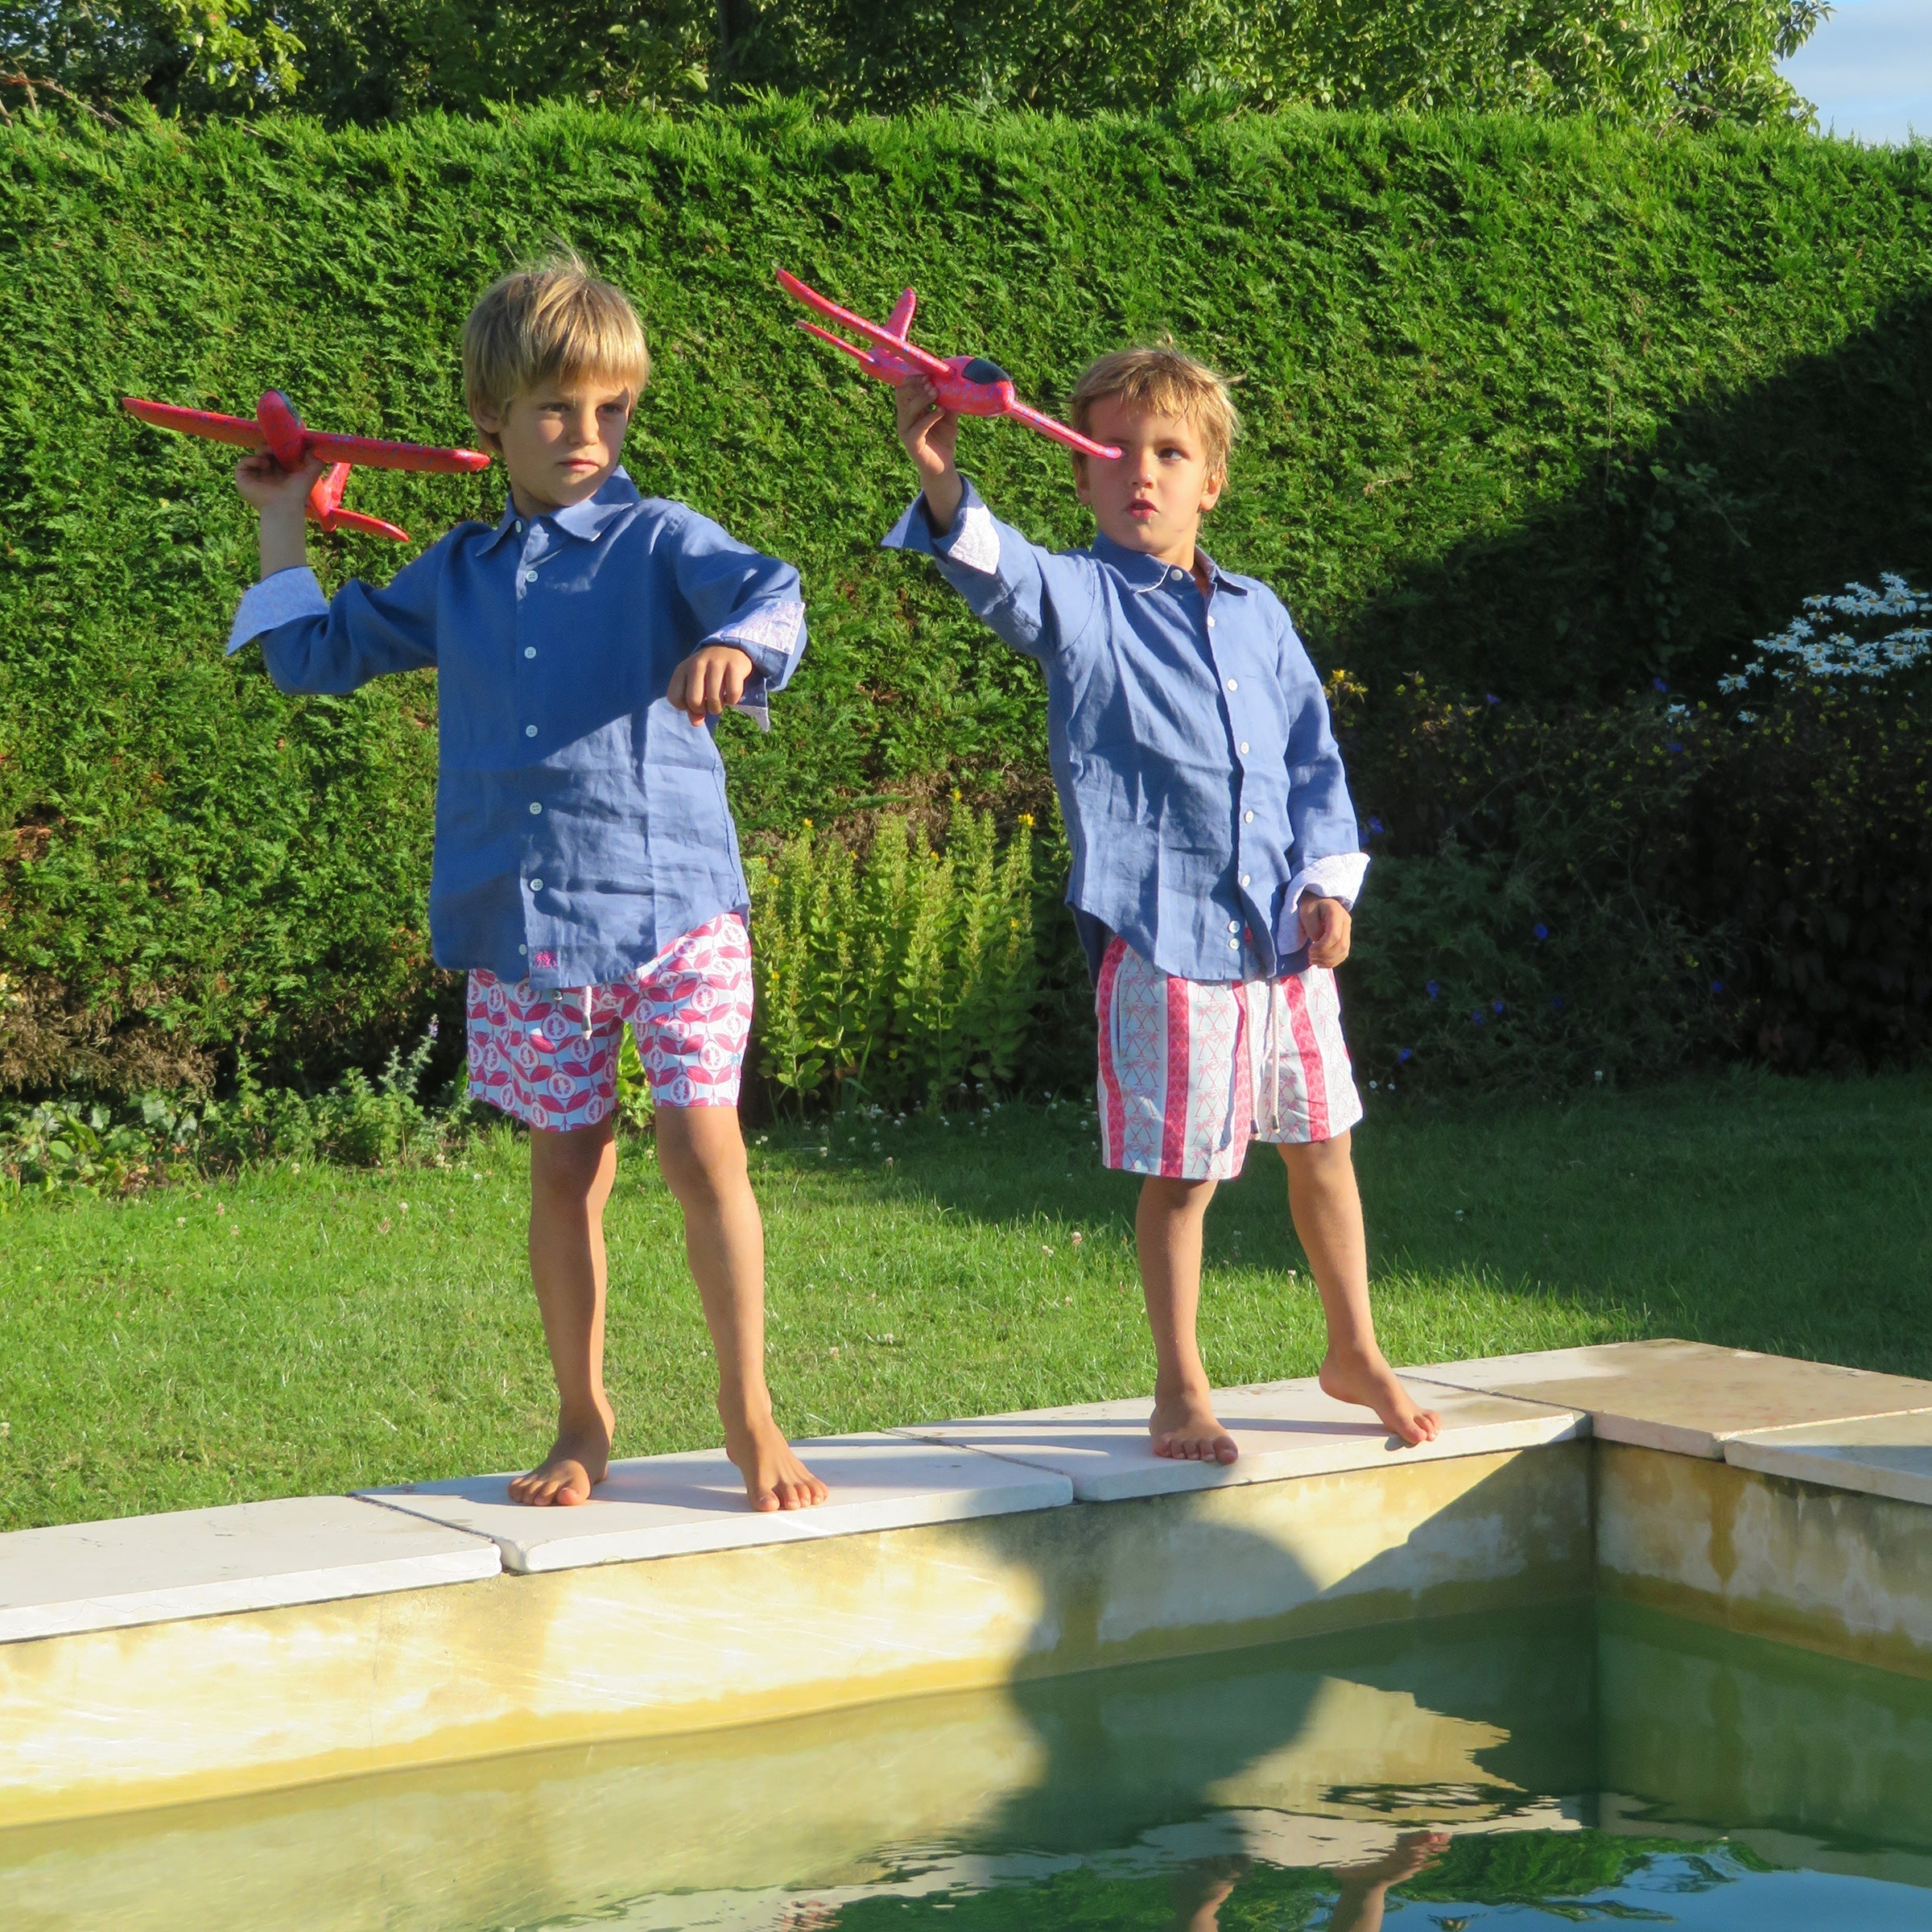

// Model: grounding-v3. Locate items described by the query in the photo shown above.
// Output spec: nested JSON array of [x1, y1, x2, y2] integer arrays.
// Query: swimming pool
[[6, 1596, 1928, 1929]]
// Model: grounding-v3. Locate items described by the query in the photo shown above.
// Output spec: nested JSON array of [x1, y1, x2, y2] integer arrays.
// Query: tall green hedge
[[2, 104, 1929, 1090]]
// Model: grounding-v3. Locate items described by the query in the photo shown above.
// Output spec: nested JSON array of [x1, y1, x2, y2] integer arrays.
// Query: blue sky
[[1779, 0, 1932, 144]]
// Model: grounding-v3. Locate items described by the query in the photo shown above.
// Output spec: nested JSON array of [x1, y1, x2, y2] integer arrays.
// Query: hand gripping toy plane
[[122, 390, 493, 542], [777, 270, 1121, 461]]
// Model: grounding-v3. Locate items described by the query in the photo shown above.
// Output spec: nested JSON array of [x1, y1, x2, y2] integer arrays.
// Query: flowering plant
[[1719, 576, 1931, 713]]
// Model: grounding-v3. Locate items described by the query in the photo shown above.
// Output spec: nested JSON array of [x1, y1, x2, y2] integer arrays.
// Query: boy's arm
[[663, 510, 807, 732], [879, 377, 1100, 661], [228, 452, 440, 691], [1273, 602, 1368, 964]]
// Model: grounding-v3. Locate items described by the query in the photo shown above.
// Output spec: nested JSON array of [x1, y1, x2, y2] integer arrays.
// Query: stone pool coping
[[5, 1340, 1932, 1825], [9, 1340, 1930, 1635]]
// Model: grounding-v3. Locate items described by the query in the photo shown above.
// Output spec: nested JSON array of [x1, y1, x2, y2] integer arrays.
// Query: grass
[[2, 1070, 1928, 1533]]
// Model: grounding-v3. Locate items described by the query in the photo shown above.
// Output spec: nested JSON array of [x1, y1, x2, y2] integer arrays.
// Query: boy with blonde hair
[[885, 345, 1441, 1459], [227, 254, 827, 1512]]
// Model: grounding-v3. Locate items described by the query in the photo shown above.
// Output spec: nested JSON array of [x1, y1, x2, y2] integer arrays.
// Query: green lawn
[[2, 1071, 1928, 1532]]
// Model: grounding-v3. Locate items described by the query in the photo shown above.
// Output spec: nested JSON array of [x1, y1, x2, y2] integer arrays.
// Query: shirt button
[[525, 724, 539, 738], [514, 519, 524, 534], [524, 646, 537, 659], [1240, 873, 1251, 887], [1170, 568, 1185, 584], [1238, 741, 1249, 754], [1229, 937, 1241, 950], [1244, 810, 1255, 824], [524, 569, 538, 584], [1208, 616, 1216, 629], [529, 802, 543, 815], [1228, 919, 1240, 933], [1225, 678, 1238, 693], [527, 877, 543, 893], [518, 943, 528, 956]]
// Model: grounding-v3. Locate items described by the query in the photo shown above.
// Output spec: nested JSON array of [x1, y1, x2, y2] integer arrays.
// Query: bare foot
[[725, 1410, 829, 1513], [1319, 1347, 1443, 1447], [508, 1406, 613, 1507], [1332, 1828, 1450, 1888], [1150, 1387, 1240, 1464]]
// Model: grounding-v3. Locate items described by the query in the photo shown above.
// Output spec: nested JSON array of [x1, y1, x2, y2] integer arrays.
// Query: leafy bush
[[747, 802, 1043, 1113], [2, 0, 1826, 127], [0, 1022, 472, 1195], [2, 105, 1929, 1091], [1343, 670, 1932, 1088]]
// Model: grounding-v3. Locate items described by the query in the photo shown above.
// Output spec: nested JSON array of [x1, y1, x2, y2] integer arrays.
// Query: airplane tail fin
[[885, 287, 917, 340]]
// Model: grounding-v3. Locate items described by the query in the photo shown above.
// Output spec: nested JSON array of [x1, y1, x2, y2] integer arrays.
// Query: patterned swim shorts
[[466, 912, 753, 1132], [1094, 935, 1363, 1181]]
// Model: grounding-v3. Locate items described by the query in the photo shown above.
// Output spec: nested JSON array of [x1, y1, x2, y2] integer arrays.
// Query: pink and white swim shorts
[[1094, 935, 1364, 1181], [466, 912, 753, 1131]]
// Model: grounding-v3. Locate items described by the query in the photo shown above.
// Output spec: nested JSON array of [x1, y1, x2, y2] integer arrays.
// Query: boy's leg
[[1140, 1174, 1238, 1464], [1278, 1133, 1441, 1446], [655, 1105, 827, 1512], [510, 1118, 620, 1506]]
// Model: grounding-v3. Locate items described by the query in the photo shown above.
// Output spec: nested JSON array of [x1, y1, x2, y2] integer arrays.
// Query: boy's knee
[[530, 1120, 616, 1198], [1278, 1131, 1352, 1179], [654, 1107, 749, 1205]]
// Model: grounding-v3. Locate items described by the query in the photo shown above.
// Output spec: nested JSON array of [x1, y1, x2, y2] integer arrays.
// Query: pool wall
[[2, 1340, 1930, 1827]]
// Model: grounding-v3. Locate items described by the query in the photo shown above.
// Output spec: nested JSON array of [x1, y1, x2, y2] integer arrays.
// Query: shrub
[[747, 802, 1042, 1113], [2, 106, 1929, 1090]]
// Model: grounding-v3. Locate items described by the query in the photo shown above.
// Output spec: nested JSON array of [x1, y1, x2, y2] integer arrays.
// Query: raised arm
[[227, 448, 441, 691], [880, 375, 1101, 661]]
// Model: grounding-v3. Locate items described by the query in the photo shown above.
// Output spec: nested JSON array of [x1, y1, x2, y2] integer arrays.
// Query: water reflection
[[3, 1600, 1930, 1930]]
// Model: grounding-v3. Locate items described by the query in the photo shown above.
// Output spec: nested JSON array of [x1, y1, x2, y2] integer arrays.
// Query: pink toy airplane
[[778, 269, 1121, 461], [122, 390, 493, 543]]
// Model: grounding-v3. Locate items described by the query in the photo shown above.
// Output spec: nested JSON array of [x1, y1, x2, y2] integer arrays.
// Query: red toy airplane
[[778, 270, 1121, 461], [122, 390, 493, 543]]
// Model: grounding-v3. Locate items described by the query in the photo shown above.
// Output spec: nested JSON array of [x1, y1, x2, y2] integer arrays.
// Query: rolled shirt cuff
[[1289, 850, 1369, 911], [705, 598, 804, 733], [227, 567, 328, 656], [881, 477, 999, 574]]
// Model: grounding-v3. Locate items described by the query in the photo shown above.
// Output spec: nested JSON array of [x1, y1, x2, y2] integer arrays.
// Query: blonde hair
[[462, 250, 650, 427], [1068, 344, 1241, 479]]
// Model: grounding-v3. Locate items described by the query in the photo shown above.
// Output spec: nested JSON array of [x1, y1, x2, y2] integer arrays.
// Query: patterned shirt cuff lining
[[935, 501, 1001, 576], [1288, 852, 1370, 910], [226, 568, 328, 656]]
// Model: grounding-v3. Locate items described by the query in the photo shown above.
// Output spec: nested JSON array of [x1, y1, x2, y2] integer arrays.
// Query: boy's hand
[[1299, 894, 1352, 968], [896, 377, 964, 530], [236, 450, 326, 579], [667, 644, 757, 726]]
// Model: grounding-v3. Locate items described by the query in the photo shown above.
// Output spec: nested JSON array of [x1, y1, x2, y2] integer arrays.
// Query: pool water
[[5, 1600, 1930, 1929]]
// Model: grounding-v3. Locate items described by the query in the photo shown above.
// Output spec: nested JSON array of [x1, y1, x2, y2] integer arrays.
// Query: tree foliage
[[2, 0, 1829, 126]]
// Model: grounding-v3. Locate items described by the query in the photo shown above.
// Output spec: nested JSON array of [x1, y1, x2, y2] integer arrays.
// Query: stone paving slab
[[1724, 1411, 1932, 1507], [0, 1496, 502, 1644], [894, 1375, 1584, 1503], [1412, 1340, 1932, 1459], [364, 1436, 1074, 1574]]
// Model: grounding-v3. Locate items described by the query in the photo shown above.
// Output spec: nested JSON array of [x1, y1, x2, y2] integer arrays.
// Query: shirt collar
[[1088, 527, 1249, 597], [479, 466, 642, 553]]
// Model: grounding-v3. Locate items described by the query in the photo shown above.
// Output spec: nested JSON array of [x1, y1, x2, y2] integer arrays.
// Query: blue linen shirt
[[882, 479, 1365, 984], [226, 468, 806, 989]]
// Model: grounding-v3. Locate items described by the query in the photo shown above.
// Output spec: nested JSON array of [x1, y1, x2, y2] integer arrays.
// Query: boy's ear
[[1199, 468, 1225, 514], [468, 394, 506, 455], [1071, 453, 1091, 504]]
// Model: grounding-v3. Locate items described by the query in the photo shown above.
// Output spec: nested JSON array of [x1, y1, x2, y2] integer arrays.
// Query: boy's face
[[1075, 398, 1224, 568], [471, 374, 634, 516]]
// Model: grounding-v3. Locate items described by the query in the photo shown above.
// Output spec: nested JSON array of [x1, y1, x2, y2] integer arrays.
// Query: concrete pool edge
[[3, 1340, 1930, 1826]]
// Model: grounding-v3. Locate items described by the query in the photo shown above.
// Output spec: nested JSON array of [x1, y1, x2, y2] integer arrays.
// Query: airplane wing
[[1003, 400, 1121, 461], [306, 431, 492, 474], [776, 269, 954, 382], [122, 398, 265, 448]]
